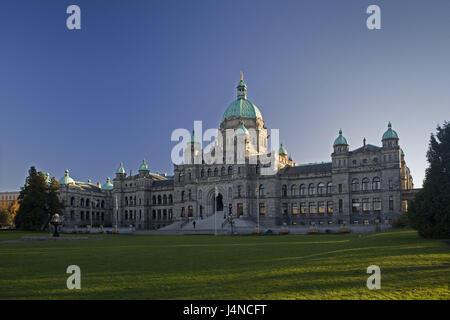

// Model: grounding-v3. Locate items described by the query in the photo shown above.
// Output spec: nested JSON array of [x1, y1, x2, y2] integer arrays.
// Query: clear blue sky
[[0, 0, 449, 191]]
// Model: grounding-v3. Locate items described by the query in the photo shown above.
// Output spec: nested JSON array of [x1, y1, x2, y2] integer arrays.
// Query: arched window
[[221, 167, 226, 176], [125, 210, 128, 220], [201, 169, 205, 177], [237, 185, 242, 197], [158, 195, 162, 204], [80, 198, 85, 207], [198, 190, 202, 200], [188, 189, 192, 200], [228, 187, 232, 200], [372, 177, 381, 190], [256, 164, 261, 174], [259, 184, 264, 197], [169, 194, 173, 204], [362, 178, 370, 191], [309, 183, 315, 195], [291, 185, 297, 197], [327, 182, 332, 194], [152, 210, 156, 219], [163, 195, 167, 204], [207, 168, 212, 177], [181, 191, 185, 201], [351, 179, 359, 192], [70, 197, 75, 206], [152, 196, 156, 204], [300, 184, 306, 196], [86, 198, 90, 207], [101, 200, 105, 208], [282, 184, 287, 197], [318, 183, 325, 195], [228, 166, 233, 175], [214, 167, 218, 176]]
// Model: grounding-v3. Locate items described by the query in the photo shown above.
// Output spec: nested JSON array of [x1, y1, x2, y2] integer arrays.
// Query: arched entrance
[[216, 193, 224, 212], [207, 189, 224, 215]]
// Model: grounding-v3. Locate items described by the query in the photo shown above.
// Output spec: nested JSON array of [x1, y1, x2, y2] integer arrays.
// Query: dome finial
[[237, 73, 247, 100]]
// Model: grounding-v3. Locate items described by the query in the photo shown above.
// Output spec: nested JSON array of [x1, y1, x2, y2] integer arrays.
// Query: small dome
[[59, 170, 74, 185], [116, 162, 126, 174], [235, 121, 249, 136], [288, 155, 293, 161], [333, 129, 348, 146], [279, 144, 287, 155], [139, 159, 149, 171], [382, 122, 399, 140], [190, 130, 200, 143], [101, 177, 113, 190]]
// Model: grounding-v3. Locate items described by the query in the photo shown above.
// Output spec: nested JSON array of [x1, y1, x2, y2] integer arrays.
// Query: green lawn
[[0, 229, 448, 300]]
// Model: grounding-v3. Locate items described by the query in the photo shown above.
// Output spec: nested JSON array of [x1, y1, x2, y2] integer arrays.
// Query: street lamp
[[50, 213, 62, 237]]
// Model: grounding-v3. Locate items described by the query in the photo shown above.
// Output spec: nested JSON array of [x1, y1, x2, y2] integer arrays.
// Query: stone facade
[[58, 76, 416, 230]]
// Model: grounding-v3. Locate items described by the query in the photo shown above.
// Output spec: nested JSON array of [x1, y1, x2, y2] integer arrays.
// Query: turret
[[116, 162, 126, 179]]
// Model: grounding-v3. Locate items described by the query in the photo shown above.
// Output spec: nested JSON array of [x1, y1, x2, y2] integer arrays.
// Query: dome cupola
[[333, 129, 348, 146], [279, 143, 287, 155], [221, 73, 263, 123], [116, 162, 126, 174], [101, 177, 113, 190], [139, 159, 149, 171], [235, 121, 249, 136], [382, 122, 399, 140], [59, 169, 75, 185]]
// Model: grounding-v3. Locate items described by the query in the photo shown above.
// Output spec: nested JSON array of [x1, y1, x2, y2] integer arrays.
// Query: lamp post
[[50, 213, 62, 237], [255, 186, 259, 233]]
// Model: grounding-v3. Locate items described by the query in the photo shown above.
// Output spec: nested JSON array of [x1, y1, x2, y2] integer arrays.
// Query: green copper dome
[[333, 129, 348, 146], [235, 121, 249, 136], [59, 169, 75, 185], [190, 130, 200, 143], [221, 74, 263, 123], [139, 159, 149, 171], [382, 122, 399, 140], [101, 177, 113, 190], [116, 162, 125, 174], [279, 144, 287, 155]]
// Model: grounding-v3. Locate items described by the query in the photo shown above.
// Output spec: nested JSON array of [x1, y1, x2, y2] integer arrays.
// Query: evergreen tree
[[408, 121, 450, 238], [14, 167, 64, 231]]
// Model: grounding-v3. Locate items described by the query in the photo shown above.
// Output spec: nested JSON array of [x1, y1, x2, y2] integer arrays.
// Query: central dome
[[222, 99, 263, 122], [221, 73, 263, 123]]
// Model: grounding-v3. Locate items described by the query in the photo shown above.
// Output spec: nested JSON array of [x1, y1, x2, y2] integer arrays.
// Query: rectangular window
[[364, 219, 370, 225], [352, 199, 360, 212], [338, 184, 342, 193], [389, 196, 394, 210], [309, 202, 316, 214], [373, 198, 381, 211], [339, 199, 343, 213], [389, 180, 393, 190], [327, 201, 333, 213], [300, 202, 307, 214], [318, 201, 325, 213], [362, 198, 370, 212], [259, 203, 265, 215], [291, 203, 299, 215]]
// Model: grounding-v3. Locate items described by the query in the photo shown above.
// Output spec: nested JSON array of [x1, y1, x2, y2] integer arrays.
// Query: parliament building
[[57, 75, 416, 231]]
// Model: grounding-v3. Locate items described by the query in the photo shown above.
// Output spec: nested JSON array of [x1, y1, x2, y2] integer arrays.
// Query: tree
[[0, 201, 18, 227], [14, 167, 64, 231], [408, 121, 450, 238]]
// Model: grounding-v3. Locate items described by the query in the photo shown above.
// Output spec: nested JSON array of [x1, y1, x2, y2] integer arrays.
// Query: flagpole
[[115, 196, 118, 231], [214, 186, 217, 236]]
